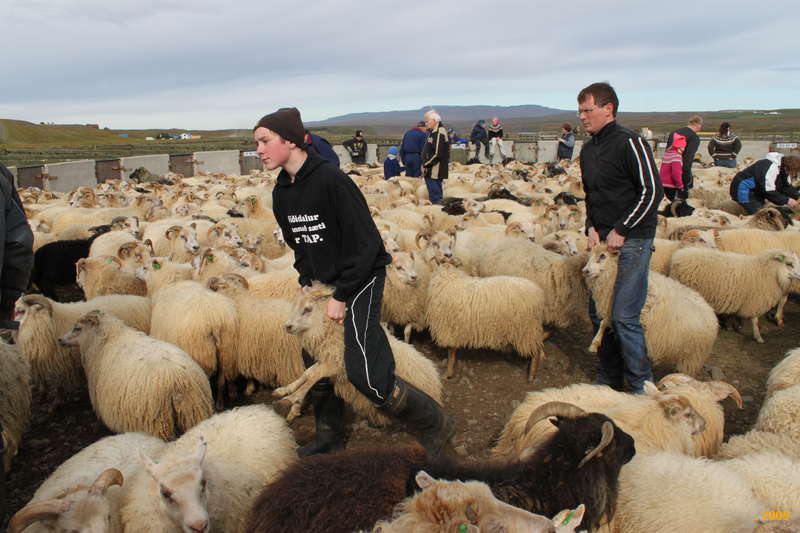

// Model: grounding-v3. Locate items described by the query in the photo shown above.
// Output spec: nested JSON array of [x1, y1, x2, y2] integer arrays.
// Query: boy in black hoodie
[[254, 108, 455, 457]]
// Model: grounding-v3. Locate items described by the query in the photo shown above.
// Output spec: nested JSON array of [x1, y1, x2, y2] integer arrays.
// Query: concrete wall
[[120, 154, 170, 180], [366, 144, 378, 165], [656, 140, 772, 162], [333, 146, 351, 166], [512, 143, 537, 163], [240, 151, 263, 174], [43, 160, 96, 192], [7, 166, 18, 188], [536, 140, 582, 163], [194, 150, 240, 175]]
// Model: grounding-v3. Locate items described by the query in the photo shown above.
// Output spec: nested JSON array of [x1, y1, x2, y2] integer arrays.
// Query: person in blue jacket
[[383, 146, 406, 179], [304, 130, 340, 167], [400, 121, 427, 177], [730, 153, 800, 214]]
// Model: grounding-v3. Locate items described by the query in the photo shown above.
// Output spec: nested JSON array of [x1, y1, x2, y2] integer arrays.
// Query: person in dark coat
[[400, 122, 427, 177], [0, 163, 33, 322], [469, 119, 488, 163], [304, 130, 340, 167], [421, 110, 449, 205], [577, 82, 663, 394], [383, 146, 406, 179], [254, 108, 455, 458], [730, 153, 800, 214], [342, 130, 367, 165], [557, 123, 576, 161], [666, 115, 702, 198], [708, 122, 742, 168]]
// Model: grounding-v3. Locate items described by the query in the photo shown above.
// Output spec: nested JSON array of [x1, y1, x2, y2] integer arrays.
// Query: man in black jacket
[[0, 164, 33, 322], [422, 110, 449, 204], [666, 115, 702, 199], [577, 83, 663, 394], [469, 119, 488, 164], [255, 108, 455, 457], [342, 130, 367, 165]]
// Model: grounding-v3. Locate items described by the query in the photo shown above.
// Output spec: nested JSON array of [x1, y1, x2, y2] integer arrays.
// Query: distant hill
[[306, 105, 569, 127]]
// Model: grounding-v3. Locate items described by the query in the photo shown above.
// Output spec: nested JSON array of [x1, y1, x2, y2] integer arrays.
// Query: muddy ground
[[4, 299, 800, 527]]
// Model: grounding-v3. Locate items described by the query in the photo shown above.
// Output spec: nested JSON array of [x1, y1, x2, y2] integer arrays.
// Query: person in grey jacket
[[0, 164, 33, 322], [557, 123, 576, 160]]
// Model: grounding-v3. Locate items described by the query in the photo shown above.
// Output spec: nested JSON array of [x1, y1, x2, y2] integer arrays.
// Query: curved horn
[[707, 381, 743, 409], [656, 373, 695, 390], [577, 420, 615, 468], [8, 500, 70, 533], [525, 401, 587, 434], [90, 467, 124, 495]]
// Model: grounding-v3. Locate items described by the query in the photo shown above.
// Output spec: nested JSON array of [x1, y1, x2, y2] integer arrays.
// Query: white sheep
[[0, 342, 31, 472], [13, 293, 151, 400], [584, 245, 718, 375], [723, 450, 800, 514], [425, 261, 547, 381], [76, 255, 147, 299], [137, 257, 238, 403], [648, 228, 718, 275], [8, 432, 165, 533], [611, 452, 779, 533], [717, 430, 800, 462], [88, 230, 138, 258], [381, 250, 430, 342], [755, 384, 800, 440], [275, 284, 443, 426], [121, 405, 297, 533], [492, 382, 705, 460], [669, 248, 800, 342], [766, 347, 800, 398], [59, 310, 213, 439], [205, 274, 305, 395]]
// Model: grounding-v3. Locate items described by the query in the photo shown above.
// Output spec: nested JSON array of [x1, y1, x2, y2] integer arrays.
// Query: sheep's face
[[272, 227, 285, 247], [111, 216, 140, 237], [418, 231, 455, 260], [117, 242, 152, 270], [242, 233, 263, 253], [166, 226, 200, 254], [380, 230, 401, 254], [462, 199, 486, 217], [582, 247, 616, 279], [645, 382, 706, 436], [774, 252, 800, 282], [143, 439, 210, 533], [135, 258, 166, 281], [506, 221, 538, 242], [285, 287, 330, 335], [681, 229, 718, 248], [14, 296, 52, 327], [388, 252, 419, 286], [404, 472, 558, 533], [59, 312, 103, 347], [208, 224, 243, 248], [238, 253, 265, 272]]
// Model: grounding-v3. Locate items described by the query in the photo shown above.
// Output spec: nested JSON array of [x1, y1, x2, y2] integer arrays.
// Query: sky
[[2, 0, 798, 129]]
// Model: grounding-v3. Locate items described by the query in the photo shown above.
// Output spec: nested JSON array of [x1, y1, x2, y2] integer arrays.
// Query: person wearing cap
[[304, 129, 340, 167], [400, 121, 427, 177], [342, 130, 367, 165], [487, 116, 512, 163], [469, 119, 489, 164], [421, 110, 449, 205], [383, 146, 406, 179], [254, 108, 455, 458]]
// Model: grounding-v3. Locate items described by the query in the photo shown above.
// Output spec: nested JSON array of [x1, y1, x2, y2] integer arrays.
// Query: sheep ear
[[415, 471, 435, 489], [643, 381, 659, 396], [166, 226, 182, 239], [464, 502, 480, 524], [189, 222, 197, 230], [772, 253, 787, 263]]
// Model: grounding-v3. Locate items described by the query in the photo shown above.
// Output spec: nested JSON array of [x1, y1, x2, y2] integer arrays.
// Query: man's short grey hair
[[424, 109, 441, 123], [688, 115, 703, 126]]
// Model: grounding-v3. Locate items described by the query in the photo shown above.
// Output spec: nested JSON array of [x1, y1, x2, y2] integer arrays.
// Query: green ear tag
[[207, 256, 214, 263], [562, 510, 574, 525], [153, 262, 161, 270], [459, 525, 468, 533], [250, 198, 257, 206], [105, 257, 114, 263]]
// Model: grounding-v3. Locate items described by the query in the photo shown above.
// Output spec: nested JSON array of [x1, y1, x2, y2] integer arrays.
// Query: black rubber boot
[[380, 377, 456, 457], [297, 381, 346, 458]]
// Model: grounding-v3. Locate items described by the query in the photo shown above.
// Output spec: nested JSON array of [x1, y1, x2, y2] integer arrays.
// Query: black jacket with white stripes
[[579, 121, 663, 240]]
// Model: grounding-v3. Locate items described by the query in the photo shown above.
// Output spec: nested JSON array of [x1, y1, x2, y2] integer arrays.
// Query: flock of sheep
[[2, 154, 800, 532]]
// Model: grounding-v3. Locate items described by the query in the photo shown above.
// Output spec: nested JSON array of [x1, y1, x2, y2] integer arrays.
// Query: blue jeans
[[425, 178, 443, 204], [714, 159, 737, 168], [589, 238, 654, 393]]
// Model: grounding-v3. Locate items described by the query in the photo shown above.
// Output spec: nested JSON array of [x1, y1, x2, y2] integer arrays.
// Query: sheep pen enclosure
[[4, 298, 800, 526]]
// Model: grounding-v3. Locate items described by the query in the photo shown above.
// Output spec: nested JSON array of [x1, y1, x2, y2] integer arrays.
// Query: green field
[[2, 111, 798, 167]]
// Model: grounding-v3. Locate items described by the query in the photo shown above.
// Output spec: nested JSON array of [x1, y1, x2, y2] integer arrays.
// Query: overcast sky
[[2, 0, 797, 129]]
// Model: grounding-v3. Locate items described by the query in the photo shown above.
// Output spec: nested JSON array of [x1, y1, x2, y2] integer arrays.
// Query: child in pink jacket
[[660, 133, 687, 201]]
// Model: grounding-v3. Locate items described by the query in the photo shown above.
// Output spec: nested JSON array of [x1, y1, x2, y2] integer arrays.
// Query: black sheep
[[30, 227, 111, 300], [244, 402, 636, 533]]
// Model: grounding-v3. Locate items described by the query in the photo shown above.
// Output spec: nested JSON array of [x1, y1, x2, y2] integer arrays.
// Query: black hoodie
[[272, 151, 391, 301]]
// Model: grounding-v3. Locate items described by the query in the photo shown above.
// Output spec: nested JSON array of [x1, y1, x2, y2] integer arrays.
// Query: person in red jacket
[[255, 108, 455, 457]]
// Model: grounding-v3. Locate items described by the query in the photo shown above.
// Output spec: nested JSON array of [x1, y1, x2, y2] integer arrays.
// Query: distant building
[[86, 124, 99, 129], [180, 132, 192, 140], [145, 136, 155, 141]]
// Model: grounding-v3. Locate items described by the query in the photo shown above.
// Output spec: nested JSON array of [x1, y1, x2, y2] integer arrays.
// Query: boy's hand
[[326, 297, 346, 324]]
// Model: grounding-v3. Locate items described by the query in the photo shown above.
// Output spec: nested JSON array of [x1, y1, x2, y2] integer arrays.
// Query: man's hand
[[587, 227, 600, 251], [326, 297, 346, 324], [606, 229, 626, 251], [787, 198, 799, 208]]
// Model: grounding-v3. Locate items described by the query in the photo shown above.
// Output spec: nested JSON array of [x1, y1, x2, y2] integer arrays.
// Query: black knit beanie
[[254, 107, 305, 147]]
